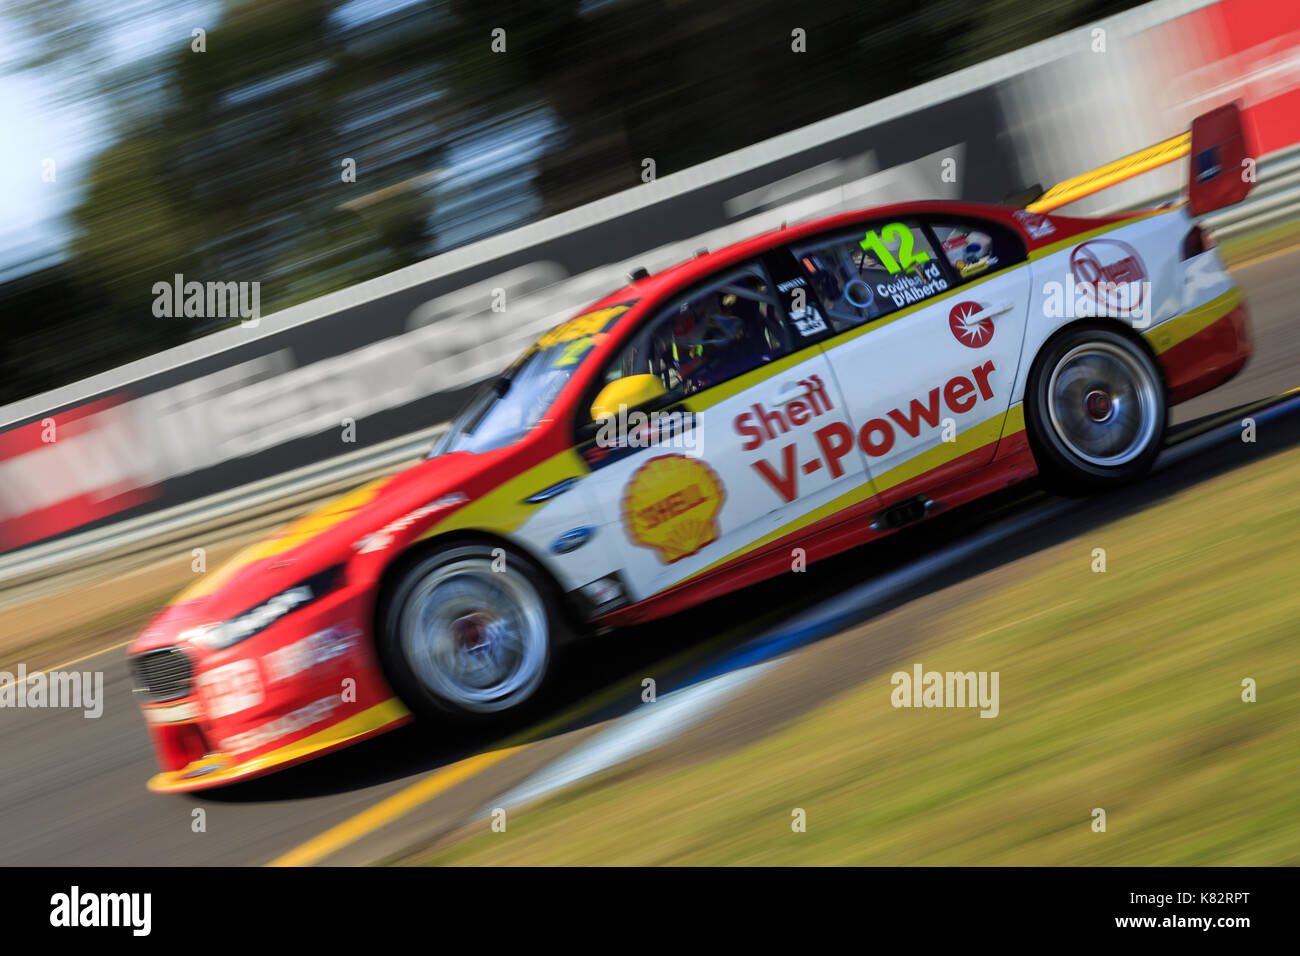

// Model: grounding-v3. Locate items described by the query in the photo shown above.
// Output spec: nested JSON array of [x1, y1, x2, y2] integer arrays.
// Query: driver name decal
[[876, 259, 949, 308]]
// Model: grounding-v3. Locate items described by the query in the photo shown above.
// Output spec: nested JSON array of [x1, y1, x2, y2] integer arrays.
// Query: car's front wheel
[[1025, 324, 1166, 493], [378, 543, 558, 720]]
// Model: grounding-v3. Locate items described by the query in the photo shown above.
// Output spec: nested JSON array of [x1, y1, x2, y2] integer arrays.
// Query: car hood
[[129, 448, 493, 653]]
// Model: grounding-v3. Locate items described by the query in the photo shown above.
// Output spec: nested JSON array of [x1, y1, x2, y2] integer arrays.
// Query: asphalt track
[[1, 247, 1297, 866]]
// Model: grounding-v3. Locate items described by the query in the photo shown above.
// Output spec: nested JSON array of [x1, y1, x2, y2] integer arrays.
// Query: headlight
[[182, 565, 343, 651]]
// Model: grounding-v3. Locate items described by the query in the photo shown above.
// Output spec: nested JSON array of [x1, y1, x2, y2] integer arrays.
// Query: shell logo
[[622, 454, 725, 564]]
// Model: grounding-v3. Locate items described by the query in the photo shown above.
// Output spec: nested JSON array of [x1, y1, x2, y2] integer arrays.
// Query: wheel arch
[[369, 529, 583, 648], [1020, 316, 1168, 492], [1024, 316, 1167, 404]]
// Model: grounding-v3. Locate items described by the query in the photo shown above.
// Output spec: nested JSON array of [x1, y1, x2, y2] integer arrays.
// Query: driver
[[671, 294, 753, 392]]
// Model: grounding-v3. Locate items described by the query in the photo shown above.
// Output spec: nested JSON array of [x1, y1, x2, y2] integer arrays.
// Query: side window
[[929, 217, 1027, 282], [598, 263, 793, 405], [790, 219, 948, 332]]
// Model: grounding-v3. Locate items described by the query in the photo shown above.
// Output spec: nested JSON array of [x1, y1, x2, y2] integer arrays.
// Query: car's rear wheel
[[378, 543, 558, 720], [1026, 325, 1166, 493]]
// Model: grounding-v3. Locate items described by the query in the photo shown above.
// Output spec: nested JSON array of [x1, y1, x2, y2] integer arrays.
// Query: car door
[[574, 259, 870, 603], [787, 214, 1031, 502]]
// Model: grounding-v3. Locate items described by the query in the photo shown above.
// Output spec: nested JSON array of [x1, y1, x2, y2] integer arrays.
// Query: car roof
[[615, 200, 1036, 305], [562, 197, 1135, 358]]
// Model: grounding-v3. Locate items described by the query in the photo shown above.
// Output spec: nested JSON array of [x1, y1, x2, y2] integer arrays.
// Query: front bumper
[[133, 588, 410, 793], [144, 698, 410, 793]]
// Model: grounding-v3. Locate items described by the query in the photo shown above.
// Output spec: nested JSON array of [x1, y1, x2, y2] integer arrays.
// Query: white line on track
[[0, 639, 131, 693], [482, 660, 779, 814]]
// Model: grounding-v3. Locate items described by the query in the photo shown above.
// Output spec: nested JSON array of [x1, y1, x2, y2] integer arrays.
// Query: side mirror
[[590, 374, 667, 421]]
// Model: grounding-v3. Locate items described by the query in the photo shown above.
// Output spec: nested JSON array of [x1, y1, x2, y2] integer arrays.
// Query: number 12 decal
[[860, 222, 930, 274]]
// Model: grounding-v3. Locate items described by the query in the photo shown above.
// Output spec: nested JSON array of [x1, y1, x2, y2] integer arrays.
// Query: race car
[[129, 105, 1256, 792]]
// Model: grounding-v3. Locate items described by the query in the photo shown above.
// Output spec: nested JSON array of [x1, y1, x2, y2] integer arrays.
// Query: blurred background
[[0, 0, 1144, 405]]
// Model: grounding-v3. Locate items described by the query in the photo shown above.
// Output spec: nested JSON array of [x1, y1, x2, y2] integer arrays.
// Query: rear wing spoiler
[[1022, 102, 1254, 217]]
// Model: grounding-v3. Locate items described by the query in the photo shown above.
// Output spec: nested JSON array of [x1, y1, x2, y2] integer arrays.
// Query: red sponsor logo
[[948, 301, 994, 348], [732, 375, 834, 451], [749, 362, 997, 502], [1069, 240, 1147, 316]]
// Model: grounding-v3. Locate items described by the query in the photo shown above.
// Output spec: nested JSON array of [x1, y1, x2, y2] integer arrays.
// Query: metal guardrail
[[0, 425, 444, 601], [2, 149, 1298, 598], [1207, 145, 1300, 238]]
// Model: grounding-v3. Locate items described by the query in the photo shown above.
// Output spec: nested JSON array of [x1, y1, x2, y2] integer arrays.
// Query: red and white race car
[[129, 107, 1255, 792]]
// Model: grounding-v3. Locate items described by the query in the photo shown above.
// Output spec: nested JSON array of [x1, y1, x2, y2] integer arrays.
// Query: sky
[[0, 68, 91, 278], [0, 1, 224, 280], [0, 0, 567, 281], [0, 0, 597, 281]]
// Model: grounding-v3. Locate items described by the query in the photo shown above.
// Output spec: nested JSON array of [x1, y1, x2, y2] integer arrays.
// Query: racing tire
[[1025, 324, 1166, 494], [377, 542, 563, 721]]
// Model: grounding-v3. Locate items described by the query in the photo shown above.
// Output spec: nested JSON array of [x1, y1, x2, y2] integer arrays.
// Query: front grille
[[130, 646, 194, 703]]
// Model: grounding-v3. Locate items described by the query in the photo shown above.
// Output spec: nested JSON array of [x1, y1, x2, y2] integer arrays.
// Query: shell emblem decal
[[621, 454, 725, 564]]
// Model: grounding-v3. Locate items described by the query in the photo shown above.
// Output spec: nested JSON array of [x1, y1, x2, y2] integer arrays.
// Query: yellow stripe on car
[[1026, 134, 1191, 214], [419, 448, 591, 540], [1142, 287, 1242, 354], [1026, 213, 1162, 262], [655, 215, 1159, 419], [686, 408, 1024, 581]]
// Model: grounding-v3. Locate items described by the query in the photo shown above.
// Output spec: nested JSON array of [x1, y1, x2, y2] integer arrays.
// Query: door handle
[[523, 477, 580, 504], [961, 301, 1015, 326], [772, 382, 810, 405]]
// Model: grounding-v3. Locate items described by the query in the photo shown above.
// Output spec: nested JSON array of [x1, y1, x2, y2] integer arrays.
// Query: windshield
[[434, 302, 635, 455]]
